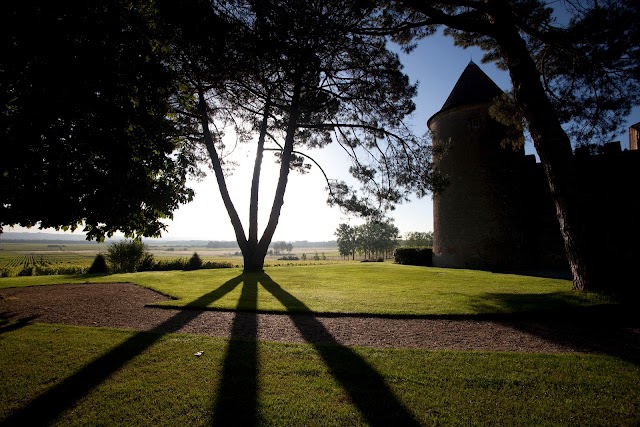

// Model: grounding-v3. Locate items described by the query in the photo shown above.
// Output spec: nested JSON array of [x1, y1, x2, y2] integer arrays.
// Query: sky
[[6, 29, 640, 242]]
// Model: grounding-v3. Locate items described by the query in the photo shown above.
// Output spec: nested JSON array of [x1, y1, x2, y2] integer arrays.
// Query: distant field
[[0, 241, 341, 276], [0, 244, 99, 276]]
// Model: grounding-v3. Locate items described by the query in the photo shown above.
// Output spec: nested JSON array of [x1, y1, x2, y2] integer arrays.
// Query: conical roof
[[428, 61, 503, 127]]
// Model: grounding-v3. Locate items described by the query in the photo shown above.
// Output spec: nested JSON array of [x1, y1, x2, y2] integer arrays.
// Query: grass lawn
[[1, 323, 638, 426], [1, 263, 635, 425], [0, 263, 612, 316]]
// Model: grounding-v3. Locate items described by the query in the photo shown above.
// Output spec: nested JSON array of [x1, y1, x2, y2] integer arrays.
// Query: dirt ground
[[1, 283, 638, 361]]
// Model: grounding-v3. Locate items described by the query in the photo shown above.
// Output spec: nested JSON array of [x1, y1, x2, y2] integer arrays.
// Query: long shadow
[[258, 273, 421, 427], [211, 274, 258, 425], [0, 316, 38, 336], [468, 292, 640, 365], [0, 275, 245, 427]]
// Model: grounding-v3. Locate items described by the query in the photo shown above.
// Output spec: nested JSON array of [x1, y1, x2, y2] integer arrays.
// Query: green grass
[[0, 264, 635, 425], [0, 263, 610, 315], [0, 323, 638, 426]]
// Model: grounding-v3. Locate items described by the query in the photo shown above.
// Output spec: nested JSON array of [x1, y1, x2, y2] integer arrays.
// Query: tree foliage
[[0, 0, 198, 240], [270, 241, 293, 255], [380, 0, 639, 144], [335, 221, 399, 260], [403, 231, 433, 247], [335, 223, 359, 260]]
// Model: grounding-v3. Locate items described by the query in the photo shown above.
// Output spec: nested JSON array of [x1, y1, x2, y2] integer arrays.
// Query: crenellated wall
[[429, 64, 640, 280]]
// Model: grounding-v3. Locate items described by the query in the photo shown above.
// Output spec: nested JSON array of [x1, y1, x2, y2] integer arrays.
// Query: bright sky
[[7, 30, 640, 242]]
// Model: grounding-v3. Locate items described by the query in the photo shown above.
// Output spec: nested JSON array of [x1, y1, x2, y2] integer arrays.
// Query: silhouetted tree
[[178, 0, 435, 272], [1, 0, 198, 240]]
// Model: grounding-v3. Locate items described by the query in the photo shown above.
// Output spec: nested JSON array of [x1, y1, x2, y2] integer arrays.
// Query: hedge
[[393, 247, 433, 266]]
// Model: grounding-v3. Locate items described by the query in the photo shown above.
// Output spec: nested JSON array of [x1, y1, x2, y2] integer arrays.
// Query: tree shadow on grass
[[4, 273, 441, 426], [258, 273, 421, 427], [0, 275, 246, 427], [468, 292, 640, 365], [0, 316, 38, 336], [211, 274, 258, 425]]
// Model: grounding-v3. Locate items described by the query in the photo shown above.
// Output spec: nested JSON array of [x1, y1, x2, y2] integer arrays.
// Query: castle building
[[428, 62, 640, 276]]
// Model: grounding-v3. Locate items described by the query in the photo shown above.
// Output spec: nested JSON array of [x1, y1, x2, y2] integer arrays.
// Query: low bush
[[394, 247, 433, 266], [34, 265, 85, 276], [88, 254, 109, 274], [17, 266, 33, 276], [187, 252, 203, 270], [151, 258, 188, 271], [139, 254, 155, 272], [278, 255, 300, 261], [145, 258, 234, 272], [107, 240, 149, 273], [201, 261, 234, 269]]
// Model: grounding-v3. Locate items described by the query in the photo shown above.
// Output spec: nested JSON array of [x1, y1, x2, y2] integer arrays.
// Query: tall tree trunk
[[197, 87, 249, 254], [244, 98, 272, 272], [489, 4, 591, 291], [244, 78, 303, 272]]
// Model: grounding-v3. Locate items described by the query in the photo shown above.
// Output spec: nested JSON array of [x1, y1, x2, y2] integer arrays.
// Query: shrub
[[394, 247, 433, 266], [152, 258, 188, 271], [278, 255, 300, 260], [17, 266, 33, 276], [107, 240, 149, 273], [187, 252, 203, 270], [146, 258, 233, 271], [88, 254, 109, 274], [36, 266, 85, 275], [201, 261, 234, 269], [139, 253, 155, 272]]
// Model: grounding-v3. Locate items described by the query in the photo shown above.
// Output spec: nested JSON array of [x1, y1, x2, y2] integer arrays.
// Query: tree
[[356, 220, 400, 259], [270, 241, 290, 255], [404, 231, 433, 247], [335, 223, 358, 260], [377, 0, 639, 291], [1, 0, 198, 240], [173, 0, 435, 272], [336, 221, 399, 260]]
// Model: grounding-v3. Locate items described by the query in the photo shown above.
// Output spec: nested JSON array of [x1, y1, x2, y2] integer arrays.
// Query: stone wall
[[430, 103, 524, 271]]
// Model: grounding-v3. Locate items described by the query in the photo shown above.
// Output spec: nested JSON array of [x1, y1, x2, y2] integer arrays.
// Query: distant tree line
[[270, 241, 293, 255], [401, 231, 433, 248], [334, 221, 399, 260], [206, 241, 241, 249]]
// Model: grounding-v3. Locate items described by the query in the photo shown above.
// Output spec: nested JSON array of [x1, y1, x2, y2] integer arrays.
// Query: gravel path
[[1, 282, 638, 360]]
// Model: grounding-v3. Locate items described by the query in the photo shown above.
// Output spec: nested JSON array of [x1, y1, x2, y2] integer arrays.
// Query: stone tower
[[428, 61, 525, 271]]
